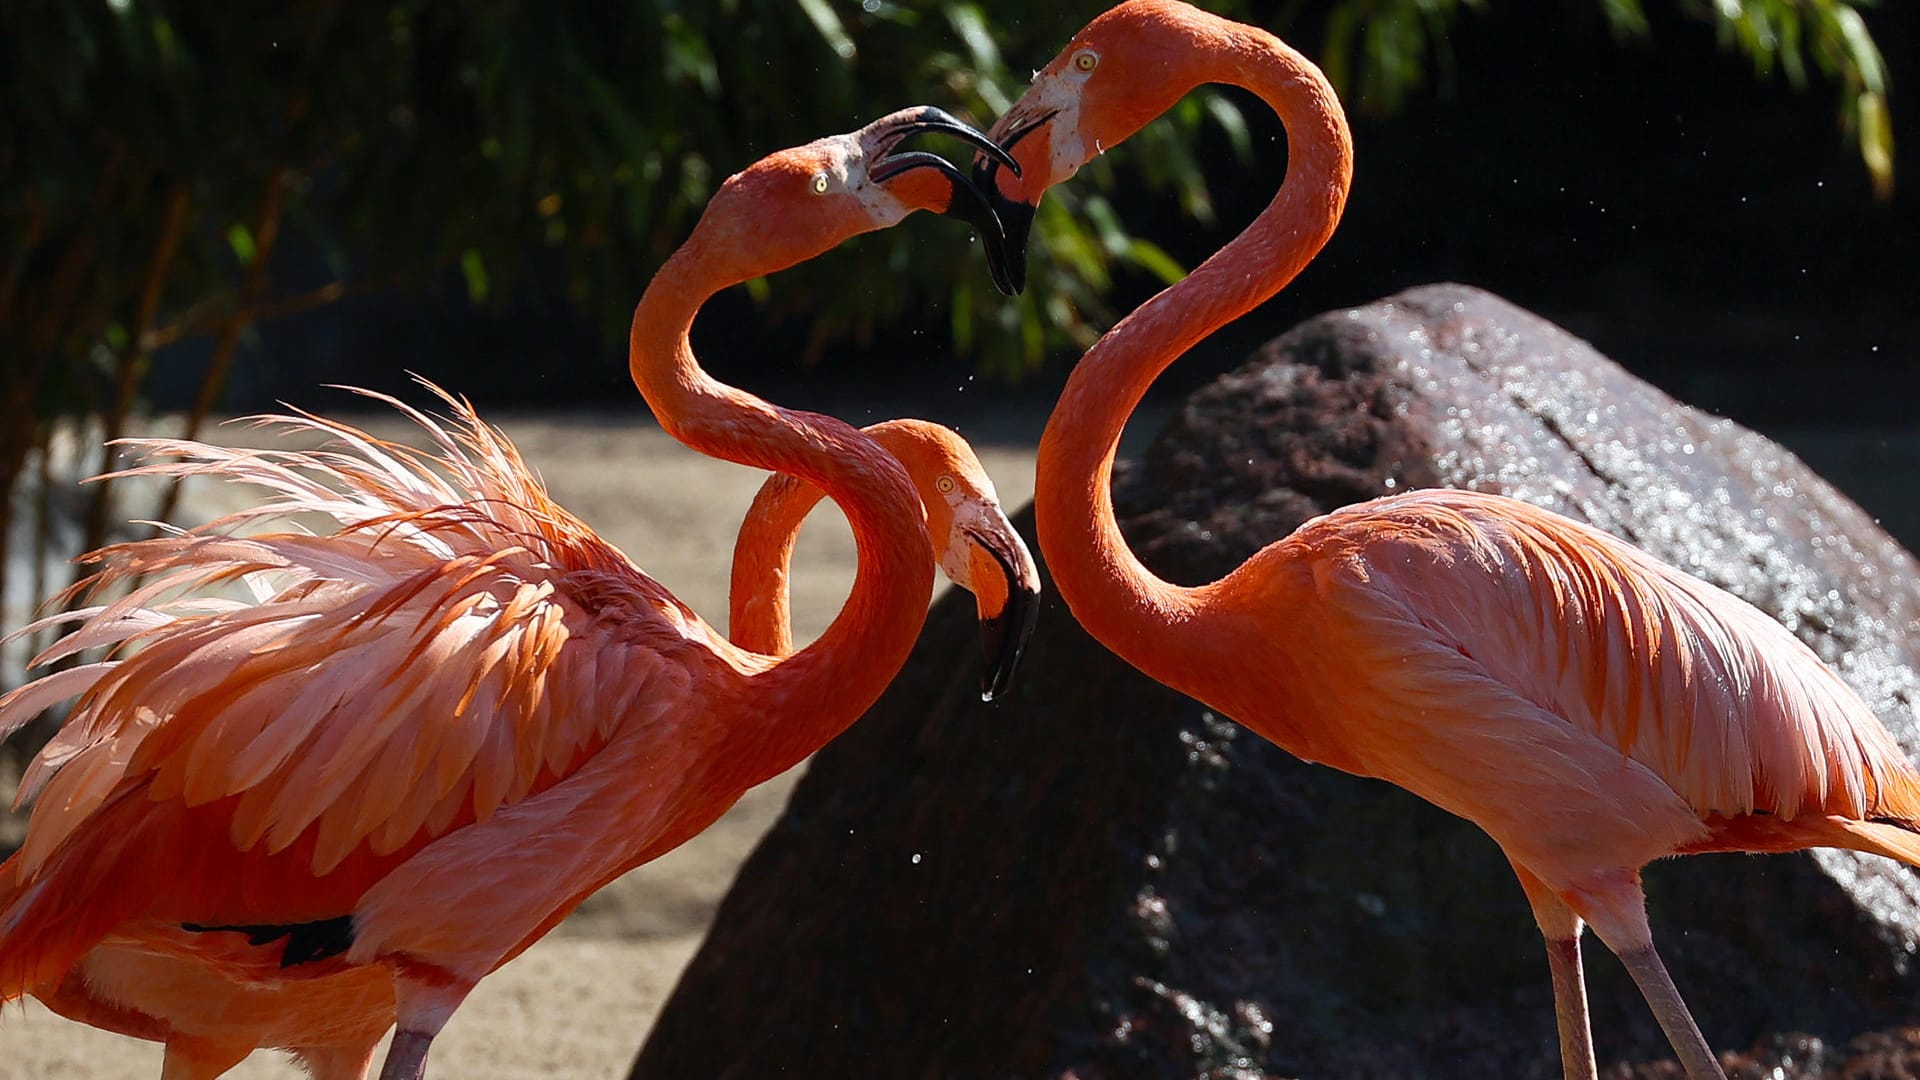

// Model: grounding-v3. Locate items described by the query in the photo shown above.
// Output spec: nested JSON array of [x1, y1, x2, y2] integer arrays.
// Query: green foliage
[[1690, 0, 1894, 198], [0, 1, 1895, 406], [0, 0, 1899, 694], [1322, 0, 1489, 113], [1311, 0, 1893, 195]]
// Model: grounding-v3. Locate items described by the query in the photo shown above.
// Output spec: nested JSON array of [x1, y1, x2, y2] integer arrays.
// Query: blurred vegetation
[[0, 0, 1897, 685]]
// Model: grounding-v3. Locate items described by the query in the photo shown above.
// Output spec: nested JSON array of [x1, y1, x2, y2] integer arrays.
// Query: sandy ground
[[0, 408, 1039, 1079]]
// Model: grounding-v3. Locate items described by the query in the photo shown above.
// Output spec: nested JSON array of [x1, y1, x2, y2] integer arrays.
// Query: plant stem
[[71, 181, 192, 594], [151, 166, 288, 530]]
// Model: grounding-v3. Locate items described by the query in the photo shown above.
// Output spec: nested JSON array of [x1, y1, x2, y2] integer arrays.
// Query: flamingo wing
[[0, 387, 733, 993], [1297, 488, 1920, 828]]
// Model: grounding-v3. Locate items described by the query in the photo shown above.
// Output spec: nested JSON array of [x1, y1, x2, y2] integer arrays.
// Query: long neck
[[727, 472, 826, 656], [1034, 29, 1353, 683], [630, 244, 933, 770]]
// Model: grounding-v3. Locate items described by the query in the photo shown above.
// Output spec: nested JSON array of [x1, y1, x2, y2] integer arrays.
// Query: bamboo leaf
[[796, 0, 856, 62]]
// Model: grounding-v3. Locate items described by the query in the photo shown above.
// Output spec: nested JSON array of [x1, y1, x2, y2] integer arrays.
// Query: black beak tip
[[969, 149, 1035, 298], [984, 235, 1022, 298], [986, 199, 1033, 297], [977, 584, 1042, 703]]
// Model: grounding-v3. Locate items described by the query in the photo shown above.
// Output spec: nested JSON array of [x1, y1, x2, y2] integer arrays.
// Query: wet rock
[[630, 284, 1920, 1079]]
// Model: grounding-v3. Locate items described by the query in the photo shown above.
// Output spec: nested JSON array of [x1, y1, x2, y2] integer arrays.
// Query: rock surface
[[630, 284, 1920, 1079]]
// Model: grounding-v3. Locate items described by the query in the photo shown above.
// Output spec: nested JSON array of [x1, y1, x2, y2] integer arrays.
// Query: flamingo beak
[[865, 108, 1024, 297], [969, 108, 1058, 297], [965, 527, 1042, 702]]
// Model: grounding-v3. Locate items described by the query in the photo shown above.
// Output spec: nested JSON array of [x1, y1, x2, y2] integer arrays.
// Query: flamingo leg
[[1610, 944, 1723, 1079], [1542, 935, 1597, 1080], [377, 1030, 434, 1080], [1564, 872, 1723, 1080], [1512, 864, 1597, 1080], [375, 967, 474, 1080]]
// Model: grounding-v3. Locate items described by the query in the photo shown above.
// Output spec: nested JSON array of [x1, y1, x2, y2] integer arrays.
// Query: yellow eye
[[935, 475, 957, 495], [1072, 50, 1099, 72], [810, 172, 831, 195]]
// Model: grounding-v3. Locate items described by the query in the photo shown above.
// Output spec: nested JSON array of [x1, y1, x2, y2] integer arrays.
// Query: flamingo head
[[868, 420, 1042, 702], [685, 107, 1021, 293], [973, 0, 1217, 293]]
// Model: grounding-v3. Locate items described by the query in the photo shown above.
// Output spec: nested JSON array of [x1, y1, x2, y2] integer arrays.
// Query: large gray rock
[[630, 284, 1920, 1079]]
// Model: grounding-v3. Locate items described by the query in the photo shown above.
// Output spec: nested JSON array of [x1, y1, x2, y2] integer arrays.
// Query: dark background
[[189, 3, 1913, 410], [135, 3, 1916, 538]]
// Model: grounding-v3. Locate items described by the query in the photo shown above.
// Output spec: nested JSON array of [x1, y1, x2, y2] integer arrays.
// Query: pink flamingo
[[9, 403, 1038, 1080], [972, 3, 1920, 1076], [0, 107, 1022, 1080]]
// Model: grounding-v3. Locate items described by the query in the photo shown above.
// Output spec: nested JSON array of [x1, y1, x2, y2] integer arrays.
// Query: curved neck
[[630, 240, 934, 771], [1034, 28, 1352, 682], [727, 473, 825, 656]]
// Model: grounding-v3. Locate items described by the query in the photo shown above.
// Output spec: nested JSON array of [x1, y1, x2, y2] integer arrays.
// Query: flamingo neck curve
[[728, 471, 827, 657], [629, 238, 934, 777], [1034, 24, 1353, 687]]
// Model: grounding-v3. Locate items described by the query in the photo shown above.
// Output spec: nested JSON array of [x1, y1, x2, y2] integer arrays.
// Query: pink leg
[[1513, 864, 1597, 1080], [1611, 944, 1722, 1080], [1563, 871, 1723, 1080], [375, 966, 474, 1080], [377, 1031, 434, 1080]]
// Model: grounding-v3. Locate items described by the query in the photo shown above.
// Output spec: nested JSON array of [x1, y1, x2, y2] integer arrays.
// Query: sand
[[0, 409, 1039, 1079]]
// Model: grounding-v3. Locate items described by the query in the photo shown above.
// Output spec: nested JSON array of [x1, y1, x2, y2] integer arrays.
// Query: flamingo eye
[[1072, 50, 1099, 73], [935, 475, 957, 495], [810, 172, 832, 196]]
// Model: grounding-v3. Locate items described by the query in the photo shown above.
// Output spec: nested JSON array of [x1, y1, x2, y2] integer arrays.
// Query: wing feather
[[0, 664, 118, 745], [1353, 489, 1916, 823], [0, 383, 719, 896]]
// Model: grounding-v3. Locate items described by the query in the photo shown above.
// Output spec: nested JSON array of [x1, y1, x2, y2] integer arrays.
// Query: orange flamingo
[[731, 417, 1039, 700], [972, 3, 1920, 1077], [5, 400, 1040, 1078], [0, 106, 1022, 1080]]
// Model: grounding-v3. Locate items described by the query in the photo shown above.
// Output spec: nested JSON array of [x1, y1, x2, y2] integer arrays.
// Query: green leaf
[[460, 248, 489, 303], [1123, 239, 1187, 286], [226, 224, 255, 266], [1598, 0, 1650, 39], [1204, 92, 1252, 164], [796, 0, 856, 62], [1858, 90, 1894, 199], [1832, 6, 1887, 95]]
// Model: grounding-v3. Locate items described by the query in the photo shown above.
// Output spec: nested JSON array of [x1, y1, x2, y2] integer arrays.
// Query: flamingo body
[[2, 406, 1037, 1080], [1212, 488, 1920, 880], [0, 393, 738, 1076], [977, 3, 1920, 1074]]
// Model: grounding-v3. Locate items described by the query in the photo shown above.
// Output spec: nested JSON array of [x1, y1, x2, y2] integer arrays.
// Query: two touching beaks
[[864, 105, 1037, 298]]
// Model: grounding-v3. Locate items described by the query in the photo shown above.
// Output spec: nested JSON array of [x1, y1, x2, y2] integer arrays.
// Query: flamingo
[[5, 401, 1039, 1080], [970, 3, 1920, 1077], [4, 398, 1041, 1079], [0, 106, 1023, 1080]]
